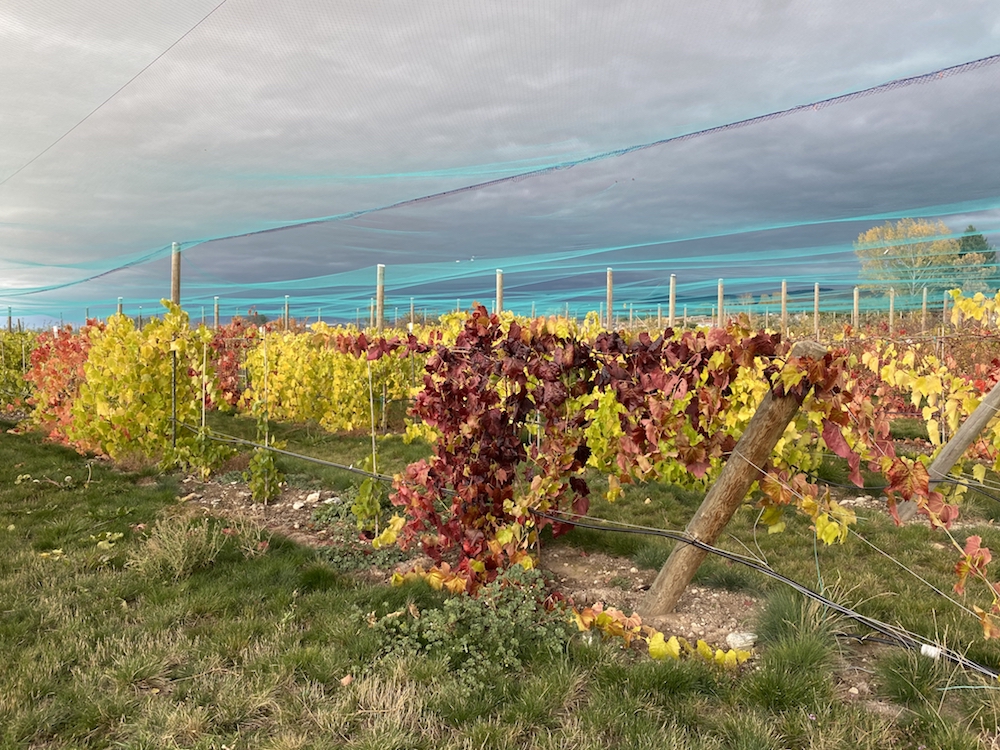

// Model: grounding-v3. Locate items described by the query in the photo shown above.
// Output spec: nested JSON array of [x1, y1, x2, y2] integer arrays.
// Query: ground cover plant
[[5, 422, 1000, 749]]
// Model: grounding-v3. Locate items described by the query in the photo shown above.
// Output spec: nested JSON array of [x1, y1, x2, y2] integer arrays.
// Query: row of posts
[[45, 247, 953, 337]]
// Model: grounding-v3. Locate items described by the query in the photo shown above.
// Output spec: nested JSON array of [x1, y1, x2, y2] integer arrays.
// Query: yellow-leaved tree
[[854, 218, 990, 298]]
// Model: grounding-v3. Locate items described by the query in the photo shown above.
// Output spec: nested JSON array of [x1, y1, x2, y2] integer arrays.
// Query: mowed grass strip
[[1, 423, 997, 749]]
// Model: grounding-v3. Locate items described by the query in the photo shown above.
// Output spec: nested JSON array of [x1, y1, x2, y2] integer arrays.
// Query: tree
[[958, 225, 997, 284], [854, 218, 990, 297]]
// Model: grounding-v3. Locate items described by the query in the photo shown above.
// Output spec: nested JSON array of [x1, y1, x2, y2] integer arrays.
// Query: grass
[[3, 421, 1000, 747]]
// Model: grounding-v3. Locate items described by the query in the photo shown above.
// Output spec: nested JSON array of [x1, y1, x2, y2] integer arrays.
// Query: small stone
[[629, 567, 638, 573], [726, 631, 757, 650], [293, 522, 300, 529], [306, 492, 321, 503], [848, 687, 859, 696], [292, 501, 305, 510]]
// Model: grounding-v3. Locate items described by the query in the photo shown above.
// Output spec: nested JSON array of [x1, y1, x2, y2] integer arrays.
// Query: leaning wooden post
[[852, 286, 859, 330], [495, 269, 504, 314], [927, 380, 1000, 489], [921, 287, 928, 332], [640, 340, 828, 617], [888, 287, 895, 336], [668, 273, 677, 328], [813, 282, 820, 340], [606, 268, 614, 329], [780, 280, 788, 339], [170, 241, 181, 306], [376, 263, 385, 332], [717, 279, 724, 328]]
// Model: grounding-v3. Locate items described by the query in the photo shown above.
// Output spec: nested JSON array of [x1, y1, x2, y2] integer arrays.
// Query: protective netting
[[2, 1, 999, 323]]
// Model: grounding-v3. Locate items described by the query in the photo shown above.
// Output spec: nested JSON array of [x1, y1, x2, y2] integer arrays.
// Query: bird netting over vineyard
[[2, 0, 999, 322]]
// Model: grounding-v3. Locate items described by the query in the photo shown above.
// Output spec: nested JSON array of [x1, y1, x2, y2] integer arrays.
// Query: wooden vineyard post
[[888, 287, 895, 336], [495, 269, 503, 314], [780, 280, 788, 339], [640, 340, 828, 617], [214, 296, 220, 330], [853, 286, 859, 330], [927, 380, 1000, 488], [376, 264, 385, 332], [813, 282, 820, 340], [921, 287, 928, 332], [717, 279, 724, 328], [668, 274, 676, 328], [606, 268, 613, 329], [171, 242, 181, 306]]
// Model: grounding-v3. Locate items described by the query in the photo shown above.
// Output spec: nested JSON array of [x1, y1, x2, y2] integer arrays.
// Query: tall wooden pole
[[117, 297, 123, 316], [780, 280, 788, 339], [170, 241, 181, 307], [717, 279, 724, 328], [928, 381, 1000, 488], [641, 340, 828, 617], [376, 264, 385, 332], [284, 295, 290, 330], [668, 273, 676, 328], [921, 287, 928, 332], [213, 296, 220, 330], [606, 268, 613, 329], [892, 288, 898, 333], [496, 269, 504, 314], [813, 282, 820, 340]]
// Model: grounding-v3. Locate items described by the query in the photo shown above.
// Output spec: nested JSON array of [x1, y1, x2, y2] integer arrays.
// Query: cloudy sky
[[2, 0, 1000, 322]]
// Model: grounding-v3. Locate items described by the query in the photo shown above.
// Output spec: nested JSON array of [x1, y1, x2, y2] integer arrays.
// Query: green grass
[[2, 421, 1000, 747]]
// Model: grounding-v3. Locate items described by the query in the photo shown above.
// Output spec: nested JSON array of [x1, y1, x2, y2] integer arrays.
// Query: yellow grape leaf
[[606, 475, 622, 503], [972, 464, 987, 484], [372, 515, 406, 549], [814, 513, 841, 546], [424, 570, 445, 591], [696, 640, 714, 662], [760, 505, 785, 534], [647, 632, 681, 660], [495, 527, 514, 545], [926, 418, 940, 446]]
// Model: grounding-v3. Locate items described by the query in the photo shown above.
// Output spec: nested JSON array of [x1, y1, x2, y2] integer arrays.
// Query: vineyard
[[4, 292, 1000, 747]]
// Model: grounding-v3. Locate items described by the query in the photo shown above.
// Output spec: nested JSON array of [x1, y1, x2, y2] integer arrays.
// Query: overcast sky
[[2, 0, 1000, 322]]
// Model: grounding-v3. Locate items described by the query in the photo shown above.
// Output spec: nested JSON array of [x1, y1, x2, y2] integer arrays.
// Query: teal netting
[[1, 1, 999, 324]]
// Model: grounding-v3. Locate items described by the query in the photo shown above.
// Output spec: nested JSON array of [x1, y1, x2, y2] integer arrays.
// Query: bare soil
[[183, 475, 760, 649]]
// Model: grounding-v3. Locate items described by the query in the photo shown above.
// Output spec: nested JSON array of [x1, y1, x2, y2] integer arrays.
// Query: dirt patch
[[182, 475, 761, 649], [542, 545, 759, 647]]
